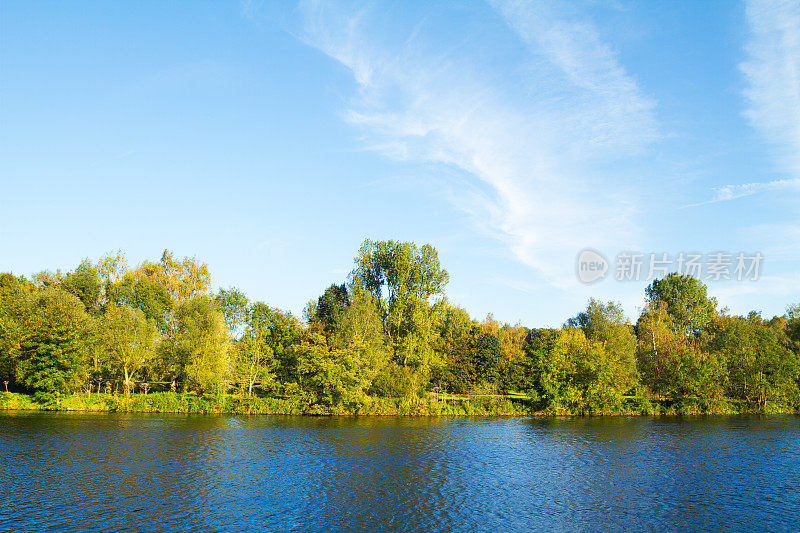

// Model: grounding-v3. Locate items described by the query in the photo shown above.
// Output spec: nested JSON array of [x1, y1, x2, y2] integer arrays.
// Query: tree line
[[1, 240, 799, 414]]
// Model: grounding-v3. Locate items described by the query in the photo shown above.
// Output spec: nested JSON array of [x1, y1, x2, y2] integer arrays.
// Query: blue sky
[[1, 0, 799, 326]]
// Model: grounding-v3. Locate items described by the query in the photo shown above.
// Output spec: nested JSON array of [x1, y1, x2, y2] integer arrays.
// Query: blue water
[[1, 413, 799, 532]]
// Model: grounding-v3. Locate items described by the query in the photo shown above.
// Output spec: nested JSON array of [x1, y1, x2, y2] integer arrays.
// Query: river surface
[[1, 412, 799, 532]]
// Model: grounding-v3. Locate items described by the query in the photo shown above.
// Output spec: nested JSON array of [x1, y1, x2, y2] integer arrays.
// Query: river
[[1, 412, 798, 532]]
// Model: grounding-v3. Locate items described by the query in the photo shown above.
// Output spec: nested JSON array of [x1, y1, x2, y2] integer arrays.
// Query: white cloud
[[684, 177, 800, 207], [741, 0, 800, 175], [690, 2, 800, 208], [713, 178, 800, 201], [298, 0, 658, 289]]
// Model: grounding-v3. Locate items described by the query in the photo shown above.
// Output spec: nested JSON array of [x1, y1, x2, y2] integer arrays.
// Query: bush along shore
[[1, 391, 797, 417], [2, 240, 800, 417]]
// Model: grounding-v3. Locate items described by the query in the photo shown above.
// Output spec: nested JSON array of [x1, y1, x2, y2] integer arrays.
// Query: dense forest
[[1, 240, 799, 415]]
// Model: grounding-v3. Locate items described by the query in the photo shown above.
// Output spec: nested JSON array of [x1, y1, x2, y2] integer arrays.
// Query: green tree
[[98, 304, 157, 395], [351, 239, 448, 385], [133, 250, 211, 302], [712, 317, 800, 410], [61, 259, 102, 313], [645, 274, 718, 340], [232, 302, 298, 398], [0, 274, 33, 387], [568, 299, 638, 392], [296, 332, 374, 412], [431, 304, 474, 388], [636, 301, 725, 402], [248, 302, 300, 385], [308, 283, 350, 337], [174, 296, 231, 394], [215, 287, 249, 338], [474, 331, 501, 387], [108, 276, 174, 334], [439, 325, 482, 394], [235, 333, 276, 397], [535, 328, 632, 414], [15, 288, 91, 402], [786, 304, 800, 354], [517, 328, 561, 398]]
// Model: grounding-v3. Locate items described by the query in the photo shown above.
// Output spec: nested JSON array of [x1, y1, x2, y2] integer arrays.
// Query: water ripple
[[1, 413, 799, 532]]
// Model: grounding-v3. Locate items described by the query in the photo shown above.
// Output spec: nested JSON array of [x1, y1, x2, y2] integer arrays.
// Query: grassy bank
[[1, 391, 797, 416]]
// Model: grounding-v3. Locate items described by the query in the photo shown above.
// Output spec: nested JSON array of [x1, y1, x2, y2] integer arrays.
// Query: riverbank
[[2, 391, 797, 416]]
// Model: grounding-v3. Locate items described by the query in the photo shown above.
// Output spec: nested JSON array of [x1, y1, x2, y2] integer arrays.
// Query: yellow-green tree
[[536, 328, 633, 414], [351, 239, 448, 388], [133, 250, 211, 303], [174, 296, 231, 394], [636, 301, 725, 402], [98, 304, 157, 396], [568, 298, 638, 393], [711, 317, 800, 410]]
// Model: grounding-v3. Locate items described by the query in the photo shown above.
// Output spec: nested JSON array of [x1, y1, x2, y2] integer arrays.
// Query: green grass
[[2, 391, 797, 416]]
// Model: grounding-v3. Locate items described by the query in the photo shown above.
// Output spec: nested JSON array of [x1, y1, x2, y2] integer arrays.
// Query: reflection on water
[[1, 413, 799, 532]]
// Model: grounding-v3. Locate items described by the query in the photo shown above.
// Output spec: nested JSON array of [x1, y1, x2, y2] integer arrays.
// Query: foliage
[[248, 302, 300, 384], [533, 329, 633, 414], [61, 259, 102, 312], [0, 274, 32, 383], [98, 304, 157, 395], [132, 250, 211, 302], [108, 275, 174, 334], [352, 239, 448, 380], [215, 287, 250, 338], [173, 296, 231, 394], [2, 249, 799, 416], [309, 283, 350, 337], [710, 317, 800, 409], [636, 301, 726, 401], [568, 298, 638, 393], [645, 273, 718, 340], [15, 288, 91, 403]]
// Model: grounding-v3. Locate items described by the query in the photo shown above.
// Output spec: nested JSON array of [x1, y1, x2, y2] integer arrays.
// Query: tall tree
[[61, 259, 102, 313], [133, 250, 211, 302], [351, 239, 448, 381], [15, 288, 91, 402], [215, 287, 249, 338], [636, 301, 725, 401], [568, 299, 638, 392], [0, 274, 32, 387], [786, 304, 800, 354], [174, 296, 231, 394], [248, 302, 300, 385], [310, 283, 350, 337], [535, 328, 633, 414], [645, 274, 718, 340], [711, 317, 800, 410], [108, 275, 174, 334], [98, 304, 157, 395], [235, 334, 275, 397]]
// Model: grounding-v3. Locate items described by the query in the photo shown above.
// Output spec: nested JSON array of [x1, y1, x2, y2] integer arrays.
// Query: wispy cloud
[[298, 0, 658, 289], [741, 0, 800, 176], [684, 177, 800, 207], [689, 2, 800, 208], [704, 0, 800, 279]]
